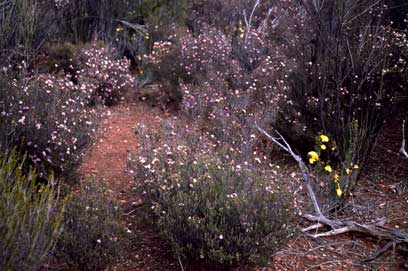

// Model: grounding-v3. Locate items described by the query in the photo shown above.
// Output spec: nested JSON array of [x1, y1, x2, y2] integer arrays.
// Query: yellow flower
[[320, 134, 329, 142], [336, 187, 343, 197], [307, 151, 319, 164], [353, 164, 359, 169], [324, 165, 333, 173], [137, 55, 142, 61], [345, 168, 351, 174], [151, 50, 156, 55], [320, 144, 327, 150], [334, 173, 339, 182]]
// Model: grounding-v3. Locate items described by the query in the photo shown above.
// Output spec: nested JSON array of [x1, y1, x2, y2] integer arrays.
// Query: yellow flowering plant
[[307, 133, 360, 202]]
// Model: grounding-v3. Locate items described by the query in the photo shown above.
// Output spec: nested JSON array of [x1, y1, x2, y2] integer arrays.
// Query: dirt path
[[80, 103, 180, 271], [80, 104, 140, 197]]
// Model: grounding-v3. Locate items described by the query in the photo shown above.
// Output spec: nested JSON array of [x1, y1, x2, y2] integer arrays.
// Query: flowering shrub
[[0, 150, 63, 271], [55, 180, 124, 271], [0, 42, 135, 180], [130, 120, 293, 267], [145, 26, 290, 158], [0, 74, 96, 181], [75, 43, 135, 106]]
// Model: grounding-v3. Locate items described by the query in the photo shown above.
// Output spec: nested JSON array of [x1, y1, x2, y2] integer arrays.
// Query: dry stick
[[400, 120, 408, 159], [255, 124, 408, 260], [255, 124, 334, 225], [177, 255, 185, 271], [243, 0, 261, 46]]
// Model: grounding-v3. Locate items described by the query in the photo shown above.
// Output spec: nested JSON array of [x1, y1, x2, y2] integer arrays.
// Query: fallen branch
[[255, 124, 323, 216], [255, 123, 408, 261]]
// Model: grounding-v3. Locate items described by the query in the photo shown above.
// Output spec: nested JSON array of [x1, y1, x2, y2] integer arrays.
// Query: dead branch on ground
[[255, 123, 408, 261]]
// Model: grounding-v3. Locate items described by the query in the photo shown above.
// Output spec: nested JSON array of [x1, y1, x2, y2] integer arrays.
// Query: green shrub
[[0, 150, 63, 271], [55, 181, 124, 271], [133, 132, 293, 267]]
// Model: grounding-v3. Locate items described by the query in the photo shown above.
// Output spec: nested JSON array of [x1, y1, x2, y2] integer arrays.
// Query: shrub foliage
[[55, 181, 124, 271], [131, 121, 293, 267], [0, 150, 63, 271], [0, 74, 96, 181]]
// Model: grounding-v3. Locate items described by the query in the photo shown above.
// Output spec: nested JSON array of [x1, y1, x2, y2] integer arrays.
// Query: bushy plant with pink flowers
[[129, 119, 294, 267], [75, 44, 135, 106], [0, 74, 96, 181]]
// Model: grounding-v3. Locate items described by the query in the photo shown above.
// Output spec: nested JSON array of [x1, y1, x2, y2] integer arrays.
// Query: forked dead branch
[[255, 124, 408, 261]]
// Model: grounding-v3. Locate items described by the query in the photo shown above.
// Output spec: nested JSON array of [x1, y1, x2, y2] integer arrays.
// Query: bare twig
[[122, 201, 144, 216], [115, 19, 147, 35], [400, 120, 408, 159], [364, 241, 401, 262], [243, 0, 261, 46], [255, 123, 323, 217], [177, 255, 185, 271], [301, 223, 325, 232]]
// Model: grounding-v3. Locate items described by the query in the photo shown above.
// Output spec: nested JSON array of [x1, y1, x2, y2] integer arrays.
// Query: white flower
[[218, 234, 223, 240], [18, 116, 26, 124]]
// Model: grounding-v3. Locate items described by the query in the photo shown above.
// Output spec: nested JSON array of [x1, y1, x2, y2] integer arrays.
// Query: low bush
[[0, 74, 96, 181], [75, 43, 135, 106], [131, 121, 293, 267], [55, 181, 124, 271], [0, 150, 63, 271]]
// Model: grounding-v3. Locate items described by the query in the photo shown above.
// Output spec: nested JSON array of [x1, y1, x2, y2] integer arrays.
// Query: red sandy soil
[[79, 100, 408, 271], [80, 102, 181, 271]]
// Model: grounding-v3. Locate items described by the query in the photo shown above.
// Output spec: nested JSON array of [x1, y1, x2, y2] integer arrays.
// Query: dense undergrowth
[[55, 181, 124, 271], [0, 0, 407, 270], [0, 151, 63, 271]]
